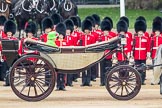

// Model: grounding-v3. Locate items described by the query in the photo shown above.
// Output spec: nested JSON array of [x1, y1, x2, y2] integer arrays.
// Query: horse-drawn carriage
[[0, 36, 161, 101]]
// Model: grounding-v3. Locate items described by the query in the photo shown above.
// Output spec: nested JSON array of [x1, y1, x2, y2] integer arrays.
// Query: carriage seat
[[1, 39, 19, 66], [24, 37, 120, 53]]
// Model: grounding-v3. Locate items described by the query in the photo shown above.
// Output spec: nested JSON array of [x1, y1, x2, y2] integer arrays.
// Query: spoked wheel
[[10, 55, 56, 101], [105, 65, 141, 100]]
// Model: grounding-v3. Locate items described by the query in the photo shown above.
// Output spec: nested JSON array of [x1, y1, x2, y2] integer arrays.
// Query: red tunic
[[117, 33, 132, 61], [40, 33, 48, 42], [65, 35, 74, 46], [99, 31, 116, 59], [133, 35, 150, 60], [77, 33, 95, 46], [150, 35, 162, 59], [71, 31, 81, 46]]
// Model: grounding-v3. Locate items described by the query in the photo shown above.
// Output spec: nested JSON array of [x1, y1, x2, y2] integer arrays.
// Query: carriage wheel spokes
[[10, 55, 56, 101], [105, 65, 141, 100]]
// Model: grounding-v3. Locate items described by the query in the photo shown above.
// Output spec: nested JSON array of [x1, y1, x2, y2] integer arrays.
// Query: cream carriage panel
[[45, 52, 104, 70]]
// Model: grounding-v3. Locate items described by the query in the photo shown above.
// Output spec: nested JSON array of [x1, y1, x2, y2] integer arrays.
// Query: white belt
[[135, 48, 146, 50], [124, 48, 127, 50], [153, 47, 158, 50]]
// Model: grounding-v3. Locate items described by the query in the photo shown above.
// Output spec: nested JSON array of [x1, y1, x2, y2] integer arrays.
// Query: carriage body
[[8, 37, 142, 102]]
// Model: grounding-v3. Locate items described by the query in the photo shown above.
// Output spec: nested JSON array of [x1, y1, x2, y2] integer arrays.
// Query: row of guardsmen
[[0, 13, 162, 90]]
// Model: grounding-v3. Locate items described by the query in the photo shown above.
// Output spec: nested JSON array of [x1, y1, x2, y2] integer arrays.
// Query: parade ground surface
[[0, 60, 161, 108]]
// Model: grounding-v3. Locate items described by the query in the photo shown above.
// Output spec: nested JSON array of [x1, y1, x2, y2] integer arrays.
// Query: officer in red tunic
[[64, 19, 75, 86], [133, 20, 150, 85], [3, 20, 17, 86], [40, 17, 54, 42], [150, 20, 162, 61], [116, 20, 132, 62], [99, 19, 117, 86], [78, 19, 94, 86], [55, 22, 67, 91]]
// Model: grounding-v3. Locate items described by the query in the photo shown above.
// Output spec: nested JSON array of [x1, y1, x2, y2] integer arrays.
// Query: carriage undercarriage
[[1, 37, 161, 101]]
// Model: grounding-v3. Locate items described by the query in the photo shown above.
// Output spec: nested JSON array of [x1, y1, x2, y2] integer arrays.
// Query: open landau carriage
[[2, 36, 143, 101]]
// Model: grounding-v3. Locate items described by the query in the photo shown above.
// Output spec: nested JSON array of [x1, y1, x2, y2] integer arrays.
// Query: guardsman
[[70, 16, 81, 46], [92, 14, 102, 36], [78, 19, 95, 86], [100, 20, 117, 86], [64, 19, 74, 86], [3, 20, 17, 86], [51, 13, 63, 31], [19, 21, 38, 56], [85, 16, 98, 81], [40, 17, 54, 42], [70, 16, 81, 82], [0, 15, 7, 81], [55, 22, 67, 91], [150, 19, 162, 62], [133, 20, 150, 85], [116, 19, 132, 62]]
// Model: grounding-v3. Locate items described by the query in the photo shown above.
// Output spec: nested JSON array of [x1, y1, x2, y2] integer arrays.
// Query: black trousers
[[91, 64, 98, 81], [66, 74, 73, 86], [82, 68, 91, 85], [56, 73, 66, 89], [100, 59, 112, 85], [135, 60, 146, 83], [0, 61, 8, 81]]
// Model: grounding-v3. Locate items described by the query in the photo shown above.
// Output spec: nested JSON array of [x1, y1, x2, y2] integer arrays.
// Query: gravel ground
[[0, 62, 162, 108]]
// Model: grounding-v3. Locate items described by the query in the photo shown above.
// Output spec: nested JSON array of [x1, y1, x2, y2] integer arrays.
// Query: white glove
[[113, 53, 117, 60], [147, 52, 151, 59]]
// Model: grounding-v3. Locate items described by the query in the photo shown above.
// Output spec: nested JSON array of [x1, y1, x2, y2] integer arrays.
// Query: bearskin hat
[[82, 19, 92, 32], [117, 20, 128, 33], [120, 16, 129, 27], [92, 14, 100, 25], [56, 22, 66, 36], [103, 16, 113, 29], [153, 16, 162, 23], [4, 20, 16, 34], [25, 21, 37, 34], [101, 20, 111, 31], [85, 16, 95, 27], [136, 16, 146, 23], [152, 20, 162, 33], [76, 16, 81, 27], [70, 16, 79, 27], [134, 20, 147, 33], [42, 17, 53, 31], [51, 13, 63, 25], [0, 15, 7, 26], [64, 19, 74, 33]]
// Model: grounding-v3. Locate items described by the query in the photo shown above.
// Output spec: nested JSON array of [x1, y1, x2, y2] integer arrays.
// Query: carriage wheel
[[105, 65, 141, 100], [10, 55, 56, 101]]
